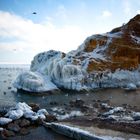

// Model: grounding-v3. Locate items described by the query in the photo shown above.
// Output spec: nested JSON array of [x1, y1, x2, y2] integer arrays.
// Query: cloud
[[0, 10, 88, 56], [123, 0, 131, 15], [55, 4, 67, 19], [137, 10, 140, 14], [102, 10, 112, 18]]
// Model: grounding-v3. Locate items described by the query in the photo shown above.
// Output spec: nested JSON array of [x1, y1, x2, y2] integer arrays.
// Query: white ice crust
[[4, 102, 48, 122], [13, 32, 140, 92]]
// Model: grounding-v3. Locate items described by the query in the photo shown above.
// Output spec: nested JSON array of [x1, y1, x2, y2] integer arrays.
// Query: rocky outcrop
[[14, 15, 140, 91], [69, 15, 140, 72]]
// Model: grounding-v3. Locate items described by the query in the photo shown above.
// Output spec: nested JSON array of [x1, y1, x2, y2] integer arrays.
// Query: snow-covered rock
[[103, 107, 125, 117], [13, 71, 58, 92], [5, 109, 24, 120], [30, 50, 65, 74], [45, 122, 103, 140], [14, 15, 140, 92], [0, 127, 4, 131], [125, 83, 137, 90], [57, 110, 83, 120], [0, 117, 12, 125], [3, 102, 48, 122]]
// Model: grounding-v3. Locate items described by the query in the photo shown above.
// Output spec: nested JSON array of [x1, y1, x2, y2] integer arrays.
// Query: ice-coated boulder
[[14, 15, 140, 92], [13, 71, 58, 92], [125, 83, 137, 90], [30, 50, 86, 91], [5, 109, 24, 120], [30, 50, 65, 74], [0, 117, 12, 125]]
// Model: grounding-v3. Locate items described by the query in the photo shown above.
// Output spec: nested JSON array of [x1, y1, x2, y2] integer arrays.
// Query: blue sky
[[0, 0, 140, 64]]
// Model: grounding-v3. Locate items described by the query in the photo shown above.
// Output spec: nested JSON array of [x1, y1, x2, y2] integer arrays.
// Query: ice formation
[[0, 117, 12, 125], [45, 122, 103, 140], [14, 48, 140, 92], [56, 110, 83, 120], [13, 15, 140, 92], [3, 102, 48, 122], [13, 71, 58, 92]]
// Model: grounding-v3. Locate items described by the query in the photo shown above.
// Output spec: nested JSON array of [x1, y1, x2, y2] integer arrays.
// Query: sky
[[0, 0, 140, 64]]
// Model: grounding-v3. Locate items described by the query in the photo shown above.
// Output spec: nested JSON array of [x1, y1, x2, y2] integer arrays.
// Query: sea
[[0, 64, 140, 110]]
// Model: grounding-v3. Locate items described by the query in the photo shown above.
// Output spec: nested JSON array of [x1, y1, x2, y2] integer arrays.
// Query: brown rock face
[[72, 15, 140, 72]]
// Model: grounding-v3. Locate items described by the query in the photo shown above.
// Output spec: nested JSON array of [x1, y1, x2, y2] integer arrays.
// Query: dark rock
[[29, 103, 40, 112], [20, 119, 30, 127], [8, 87, 12, 90], [20, 128, 30, 135], [69, 99, 84, 107], [81, 105, 89, 112], [7, 123, 20, 132], [50, 101, 58, 105], [133, 115, 140, 121], [93, 102, 100, 108], [1, 129, 15, 138], [35, 118, 44, 125], [45, 114, 57, 122]]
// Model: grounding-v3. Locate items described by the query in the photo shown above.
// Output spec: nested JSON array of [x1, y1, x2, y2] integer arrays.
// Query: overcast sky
[[0, 0, 140, 64]]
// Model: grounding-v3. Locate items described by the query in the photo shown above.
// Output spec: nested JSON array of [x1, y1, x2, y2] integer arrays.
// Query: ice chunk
[[57, 110, 83, 120], [125, 83, 137, 90], [15, 102, 32, 112], [103, 107, 125, 116], [0, 117, 12, 125], [13, 71, 58, 92], [37, 109, 48, 115], [0, 127, 4, 131], [5, 109, 23, 120], [30, 50, 64, 73]]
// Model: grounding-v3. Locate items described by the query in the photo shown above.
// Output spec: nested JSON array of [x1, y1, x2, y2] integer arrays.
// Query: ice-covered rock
[[36, 109, 48, 120], [44, 122, 103, 140], [0, 127, 4, 131], [57, 110, 83, 120], [13, 71, 58, 92], [103, 107, 125, 116], [31, 50, 65, 74], [30, 50, 86, 91], [136, 81, 140, 87], [125, 83, 137, 90], [5, 109, 23, 120], [14, 15, 140, 92], [132, 112, 140, 121], [4, 102, 47, 122], [0, 117, 12, 125]]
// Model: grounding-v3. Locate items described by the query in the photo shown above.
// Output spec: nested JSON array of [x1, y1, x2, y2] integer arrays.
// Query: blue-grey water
[[0, 64, 140, 109], [0, 64, 140, 140]]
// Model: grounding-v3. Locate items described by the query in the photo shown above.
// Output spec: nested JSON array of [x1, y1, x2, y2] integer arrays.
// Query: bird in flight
[[32, 12, 37, 14]]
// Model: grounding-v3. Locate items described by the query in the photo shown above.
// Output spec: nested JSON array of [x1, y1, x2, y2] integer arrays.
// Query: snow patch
[[0, 117, 12, 125], [57, 111, 83, 120], [5, 109, 24, 120]]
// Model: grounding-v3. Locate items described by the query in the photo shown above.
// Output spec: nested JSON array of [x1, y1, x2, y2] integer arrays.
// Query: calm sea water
[[0, 64, 140, 139], [0, 64, 140, 110]]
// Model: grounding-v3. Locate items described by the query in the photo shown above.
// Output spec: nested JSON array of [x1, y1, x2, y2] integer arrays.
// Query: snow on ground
[[0, 117, 12, 125], [0, 102, 48, 123], [56, 110, 83, 120]]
